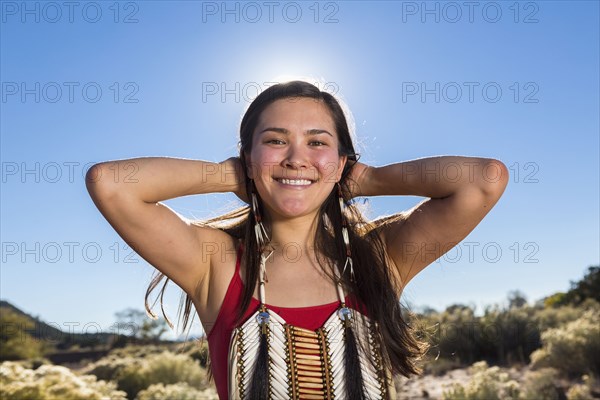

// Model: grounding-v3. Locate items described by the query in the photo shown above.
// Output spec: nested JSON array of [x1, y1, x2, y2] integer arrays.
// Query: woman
[[86, 80, 508, 399]]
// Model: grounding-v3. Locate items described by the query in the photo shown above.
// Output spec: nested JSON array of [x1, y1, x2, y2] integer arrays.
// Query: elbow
[[479, 159, 509, 198], [85, 163, 117, 199]]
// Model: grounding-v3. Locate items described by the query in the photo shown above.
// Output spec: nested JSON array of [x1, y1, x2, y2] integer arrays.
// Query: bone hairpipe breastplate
[[227, 251, 396, 399]]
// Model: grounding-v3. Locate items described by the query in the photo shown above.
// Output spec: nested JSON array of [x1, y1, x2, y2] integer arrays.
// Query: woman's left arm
[[349, 156, 509, 290]]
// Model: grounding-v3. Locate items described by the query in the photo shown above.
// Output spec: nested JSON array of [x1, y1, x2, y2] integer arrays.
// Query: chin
[[276, 208, 312, 218], [268, 202, 316, 219]]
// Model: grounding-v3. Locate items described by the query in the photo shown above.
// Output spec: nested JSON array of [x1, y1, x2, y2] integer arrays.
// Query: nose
[[282, 142, 309, 170], [281, 142, 317, 180]]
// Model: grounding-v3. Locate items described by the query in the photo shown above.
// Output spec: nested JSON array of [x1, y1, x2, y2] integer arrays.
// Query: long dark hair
[[145, 80, 429, 387]]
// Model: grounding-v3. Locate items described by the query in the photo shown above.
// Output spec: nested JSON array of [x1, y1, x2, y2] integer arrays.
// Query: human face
[[247, 97, 347, 221]]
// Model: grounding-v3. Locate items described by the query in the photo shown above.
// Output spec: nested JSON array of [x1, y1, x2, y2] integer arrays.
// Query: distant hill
[[0, 299, 186, 353], [0, 300, 121, 350]]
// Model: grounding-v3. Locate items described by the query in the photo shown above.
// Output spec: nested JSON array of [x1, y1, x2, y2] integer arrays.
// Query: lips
[[274, 178, 315, 186]]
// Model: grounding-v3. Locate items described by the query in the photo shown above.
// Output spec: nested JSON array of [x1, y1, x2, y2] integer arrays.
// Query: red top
[[206, 240, 365, 400]]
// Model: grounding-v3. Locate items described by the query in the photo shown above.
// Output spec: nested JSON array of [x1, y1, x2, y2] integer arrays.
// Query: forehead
[[255, 97, 336, 132]]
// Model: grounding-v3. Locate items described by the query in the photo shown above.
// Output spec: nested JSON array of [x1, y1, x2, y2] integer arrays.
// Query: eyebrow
[[258, 127, 333, 137]]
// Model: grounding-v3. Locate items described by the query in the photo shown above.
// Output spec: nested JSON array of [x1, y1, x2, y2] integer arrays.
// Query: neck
[[263, 211, 320, 259]]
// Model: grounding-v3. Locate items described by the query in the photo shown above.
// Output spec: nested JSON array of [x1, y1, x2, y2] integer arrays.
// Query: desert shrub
[[80, 345, 176, 382], [181, 341, 209, 367], [80, 350, 139, 382], [83, 349, 209, 399], [535, 305, 581, 331], [444, 384, 469, 400], [423, 355, 462, 376], [0, 309, 48, 361], [566, 374, 596, 400], [479, 305, 541, 365], [565, 266, 600, 306], [106, 344, 172, 359], [135, 382, 217, 400], [421, 304, 480, 365], [0, 361, 127, 400], [520, 368, 563, 400], [544, 292, 570, 308], [530, 309, 600, 377], [442, 361, 520, 400], [567, 384, 593, 400], [420, 304, 544, 367], [542, 267, 600, 308]]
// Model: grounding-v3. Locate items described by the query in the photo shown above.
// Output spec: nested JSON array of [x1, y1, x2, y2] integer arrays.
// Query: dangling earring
[[251, 180, 270, 250], [248, 182, 273, 399], [251, 180, 271, 283], [338, 183, 356, 283], [337, 182, 367, 399]]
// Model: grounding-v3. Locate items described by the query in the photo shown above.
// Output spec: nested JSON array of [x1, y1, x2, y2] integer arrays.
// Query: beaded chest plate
[[227, 305, 395, 399]]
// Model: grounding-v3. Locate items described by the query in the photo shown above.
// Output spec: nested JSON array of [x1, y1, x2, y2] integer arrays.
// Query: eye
[[310, 141, 326, 146], [266, 139, 285, 145]]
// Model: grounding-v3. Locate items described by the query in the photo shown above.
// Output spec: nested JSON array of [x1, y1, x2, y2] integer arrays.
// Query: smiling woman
[[246, 97, 348, 222], [86, 80, 508, 400]]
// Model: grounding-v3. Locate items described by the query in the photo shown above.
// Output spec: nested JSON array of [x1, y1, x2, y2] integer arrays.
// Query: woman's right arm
[[85, 156, 245, 299]]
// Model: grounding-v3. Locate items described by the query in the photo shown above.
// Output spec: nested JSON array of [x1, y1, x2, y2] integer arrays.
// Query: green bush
[[0, 361, 127, 400], [80, 350, 139, 382], [564, 266, 600, 306], [417, 303, 543, 367], [534, 304, 582, 331], [530, 309, 600, 377], [567, 384, 593, 400], [80, 344, 174, 382], [520, 368, 563, 400], [182, 341, 209, 368], [479, 305, 541, 365], [566, 374, 596, 400], [419, 304, 480, 365], [82, 349, 209, 399], [442, 361, 520, 400], [422, 355, 462, 376], [106, 344, 172, 359], [135, 382, 217, 400], [0, 309, 48, 361]]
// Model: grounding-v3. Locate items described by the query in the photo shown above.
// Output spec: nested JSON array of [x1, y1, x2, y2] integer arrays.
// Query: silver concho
[[337, 307, 352, 322], [256, 311, 270, 325]]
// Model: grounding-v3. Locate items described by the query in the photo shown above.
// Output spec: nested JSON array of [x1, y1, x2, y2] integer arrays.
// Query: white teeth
[[278, 178, 313, 186]]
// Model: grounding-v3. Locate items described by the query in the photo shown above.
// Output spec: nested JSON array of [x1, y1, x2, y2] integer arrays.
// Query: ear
[[244, 152, 255, 179], [336, 155, 348, 182]]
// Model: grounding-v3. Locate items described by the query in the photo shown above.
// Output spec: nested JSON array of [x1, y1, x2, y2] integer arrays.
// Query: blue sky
[[1, 1, 598, 340]]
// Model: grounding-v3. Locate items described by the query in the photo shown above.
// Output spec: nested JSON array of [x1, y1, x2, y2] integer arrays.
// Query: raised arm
[[351, 156, 509, 290], [85, 156, 245, 300]]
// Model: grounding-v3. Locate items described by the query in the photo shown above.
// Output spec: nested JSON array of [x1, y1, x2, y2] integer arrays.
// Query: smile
[[275, 178, 315, 187]]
